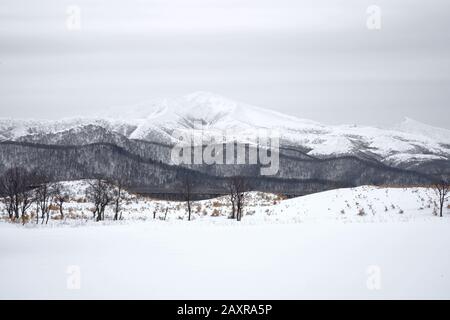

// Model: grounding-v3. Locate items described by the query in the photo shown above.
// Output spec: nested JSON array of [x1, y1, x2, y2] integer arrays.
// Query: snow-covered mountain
[[101, 91, 321, 129], [395, 117, 450, 142], [0, 91, 449, 166]]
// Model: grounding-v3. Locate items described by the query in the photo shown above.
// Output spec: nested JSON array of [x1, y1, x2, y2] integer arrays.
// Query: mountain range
[[0, 92, 448, 198]]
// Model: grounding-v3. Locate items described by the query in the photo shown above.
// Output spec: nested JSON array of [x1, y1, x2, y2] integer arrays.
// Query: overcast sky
[[0, 0, 449, 128]]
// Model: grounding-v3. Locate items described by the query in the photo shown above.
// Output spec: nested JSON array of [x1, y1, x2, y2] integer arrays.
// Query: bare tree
[[32, 172, 54, 224], [0, 167, 23, 220], [228, 180, 237, 219], [0, 167, 35, 223], [19, 186, 34, 225], [235, 181, 246, 222], [35, 182, 54, 225], [0, 171, 16, 219], [111, 179, 126, 221], [86, 179, 112, 222], [182, 174, 193, 221], [228, 176, 247, 221], [433, 178, 449, 218], [51, 183, 69, 220], [34, 198, 40, 224]]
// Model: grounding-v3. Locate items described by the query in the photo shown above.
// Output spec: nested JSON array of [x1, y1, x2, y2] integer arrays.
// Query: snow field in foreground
[[1, 184, 449, 299], [1, 221, 450, 299]]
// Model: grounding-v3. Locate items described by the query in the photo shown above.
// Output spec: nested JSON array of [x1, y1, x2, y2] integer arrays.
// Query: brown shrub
[[48, 204, 60, 211], [275, 194, 288, 201], [21, 214, 31, 224]]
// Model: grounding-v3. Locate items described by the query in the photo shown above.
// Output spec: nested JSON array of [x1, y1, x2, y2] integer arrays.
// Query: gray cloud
[[0, 0, 449, 128]]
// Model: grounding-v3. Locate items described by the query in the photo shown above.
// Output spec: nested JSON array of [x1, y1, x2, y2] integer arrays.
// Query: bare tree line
[[0, 167, 249, 224], [0, 167, 127, 224], [84, 178, 126, 222], [181, 173, 248, 221], [0, 167, 69, 225], [1, 166, 447, 224]]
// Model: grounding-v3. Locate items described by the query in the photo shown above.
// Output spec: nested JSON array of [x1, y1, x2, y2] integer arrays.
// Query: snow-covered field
[[1, 183, 449, 299]]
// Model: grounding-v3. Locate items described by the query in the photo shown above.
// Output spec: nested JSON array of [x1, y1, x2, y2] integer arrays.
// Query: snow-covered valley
[[1, 183, 449, 299]]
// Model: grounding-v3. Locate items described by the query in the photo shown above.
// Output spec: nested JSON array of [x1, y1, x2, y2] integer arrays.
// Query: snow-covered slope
[[102, 91, 322, 130], [395, 117, 450, 142], [1, 92, 449, 165], [11, 180, 445, 225]]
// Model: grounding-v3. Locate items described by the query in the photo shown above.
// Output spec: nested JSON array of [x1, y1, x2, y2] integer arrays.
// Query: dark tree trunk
[[183, 175, 193, 221], [114, 200, 119, 221], [59, 201, 64, 219], [14, 206, 19, 220], [187, 201, 191, 221], [36, 203, 39, 224]]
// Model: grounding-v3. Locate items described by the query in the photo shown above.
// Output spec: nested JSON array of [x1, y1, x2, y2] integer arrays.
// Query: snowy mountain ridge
[[0, 92, 449, 166], [395, 117, 450, 142]]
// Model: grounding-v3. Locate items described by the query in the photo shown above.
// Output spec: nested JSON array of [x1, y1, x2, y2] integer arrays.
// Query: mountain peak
[[184, 91, 232, 103], [98, 91, 322, 131], [182, 91, 239, 122]]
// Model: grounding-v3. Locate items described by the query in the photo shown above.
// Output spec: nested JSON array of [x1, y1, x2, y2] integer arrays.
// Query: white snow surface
[[395, 117, 450, 142], [1, 181, 449, 299]]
